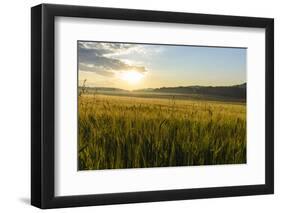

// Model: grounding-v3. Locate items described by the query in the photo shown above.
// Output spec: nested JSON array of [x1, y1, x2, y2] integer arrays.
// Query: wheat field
[[78, 94, 246, 170]]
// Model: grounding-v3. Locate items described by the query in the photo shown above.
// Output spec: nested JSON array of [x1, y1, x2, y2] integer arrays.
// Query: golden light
[[120, 71, 144, 84]]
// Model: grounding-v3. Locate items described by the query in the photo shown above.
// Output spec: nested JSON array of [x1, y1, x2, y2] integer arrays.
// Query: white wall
[[0, 0, 279, 212]]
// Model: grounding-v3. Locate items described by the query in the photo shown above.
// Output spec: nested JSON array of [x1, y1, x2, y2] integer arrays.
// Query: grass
[[78, 94, 246, 170]]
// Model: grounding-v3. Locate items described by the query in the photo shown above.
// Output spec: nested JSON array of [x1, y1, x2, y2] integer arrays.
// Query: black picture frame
[[31, 3, 274, 209]]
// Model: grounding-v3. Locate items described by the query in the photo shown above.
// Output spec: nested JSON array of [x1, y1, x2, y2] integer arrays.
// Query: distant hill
[[134, 83, 246, 100], [235, 83, 246, 89], [83, 83, 246, 101], [85, 87, 128, 92]]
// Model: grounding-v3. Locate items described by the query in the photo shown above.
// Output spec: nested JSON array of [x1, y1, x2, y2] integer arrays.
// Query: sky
[[78, 41, 246, 90]]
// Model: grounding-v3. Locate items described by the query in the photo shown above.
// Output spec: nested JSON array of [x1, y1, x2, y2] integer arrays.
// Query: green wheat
[[78, 94, 246, 170]]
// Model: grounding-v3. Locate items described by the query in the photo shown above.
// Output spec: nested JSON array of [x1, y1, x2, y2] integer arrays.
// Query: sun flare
[[120, 71, 144, 84]]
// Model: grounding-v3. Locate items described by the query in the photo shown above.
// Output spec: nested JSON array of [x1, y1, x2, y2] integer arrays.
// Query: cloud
[[78, 42, 147, 76], [79, 63, 115, 77]]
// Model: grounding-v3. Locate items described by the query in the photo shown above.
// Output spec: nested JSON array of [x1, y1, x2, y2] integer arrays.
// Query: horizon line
[[78, 82, 247, 90]]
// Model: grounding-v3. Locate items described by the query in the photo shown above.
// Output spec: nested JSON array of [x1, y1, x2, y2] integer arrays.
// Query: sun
[[120, 71, 144, 84]]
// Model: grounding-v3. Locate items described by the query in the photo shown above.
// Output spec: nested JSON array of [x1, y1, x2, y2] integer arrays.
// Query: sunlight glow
[[120, 71, 144, 84]]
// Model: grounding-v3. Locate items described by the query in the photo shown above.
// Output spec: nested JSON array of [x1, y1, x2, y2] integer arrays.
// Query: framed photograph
[[31, 4, 274, 209]]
